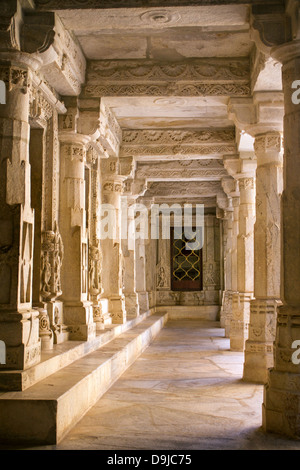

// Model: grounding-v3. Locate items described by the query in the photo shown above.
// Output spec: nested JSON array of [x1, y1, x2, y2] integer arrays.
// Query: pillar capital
[[254, 131, 283, 166]]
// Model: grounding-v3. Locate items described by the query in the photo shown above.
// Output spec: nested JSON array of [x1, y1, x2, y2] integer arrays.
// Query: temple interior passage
[[30, 321, 300, 451], [1, 0, 300, 449]]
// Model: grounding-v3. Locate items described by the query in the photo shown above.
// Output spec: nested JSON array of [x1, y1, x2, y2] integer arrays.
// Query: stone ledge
[[0, 310, 154, 392], [0, 312, 168, 445]]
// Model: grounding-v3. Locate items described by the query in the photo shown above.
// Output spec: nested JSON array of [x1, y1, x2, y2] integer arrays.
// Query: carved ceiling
[[32, 0, 284, 207]]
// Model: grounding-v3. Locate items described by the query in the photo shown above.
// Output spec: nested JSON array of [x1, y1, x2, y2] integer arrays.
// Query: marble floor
[[12, 320, 300, 449]]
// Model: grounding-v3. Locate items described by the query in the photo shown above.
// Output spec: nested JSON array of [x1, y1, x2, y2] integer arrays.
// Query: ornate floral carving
[[121, 144, 236, 157], [254, 132, 282, 155], [239, 177, 255, 191], [85, 83, 250, 98], [122, 128, 235, 145], [88, 59, 250, 82], [0, 65, 29, 94]]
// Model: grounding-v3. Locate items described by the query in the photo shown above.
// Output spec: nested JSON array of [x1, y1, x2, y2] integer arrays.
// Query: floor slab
[[4, 320, 300, 450]]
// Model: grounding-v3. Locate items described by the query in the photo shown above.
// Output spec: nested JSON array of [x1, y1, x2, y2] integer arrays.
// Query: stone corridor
[[29, 320, 300, 451], [1, 0, 300, 445]]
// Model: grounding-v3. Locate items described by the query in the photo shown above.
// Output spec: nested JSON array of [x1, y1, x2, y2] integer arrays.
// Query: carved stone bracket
[[251, 3, 293, 55]]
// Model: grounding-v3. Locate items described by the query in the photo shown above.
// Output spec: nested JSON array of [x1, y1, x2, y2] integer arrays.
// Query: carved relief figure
[[41, 252, 52, 294], [157, 266, 166, 288]]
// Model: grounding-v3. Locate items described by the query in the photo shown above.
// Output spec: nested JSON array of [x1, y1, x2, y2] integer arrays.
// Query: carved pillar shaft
[[224, 196, 239, 337], [220, 211, 233, 330], [87, 154, 112, 330], [101, 161, 126, 324], [230, 177, 255, 351], [122, 196, 139, 319], [0, 60, 41, 370], [244, 132, 283, 383], [135, 236, 149, 314], [59, 136, 96, 340], [263, 41, 300, 437]]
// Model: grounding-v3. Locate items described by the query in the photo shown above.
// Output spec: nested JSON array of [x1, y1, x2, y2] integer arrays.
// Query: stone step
[[0, 312, 168, 446], [0, 310, 153, 392]]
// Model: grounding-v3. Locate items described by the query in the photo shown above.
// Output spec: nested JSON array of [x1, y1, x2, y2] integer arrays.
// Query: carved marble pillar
[[219, 210, 233, 329], [221, 178, 240, 338], [135, 236, 150, 314], [243, 132, 283, 383], [122, 195, 139, 319], [263, 40, 300, 437], [87, 150, 112, 330], [30, 107, 68, 348], [0, 59, 41, 369], [230, 176, 256, 351], [59, 134, 96, 341], [101, 158, 126, 324]]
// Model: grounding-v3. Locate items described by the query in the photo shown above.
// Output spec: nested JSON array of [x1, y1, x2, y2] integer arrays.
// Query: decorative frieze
[[145, 181, 223, 198], [123, 129, 235, 145], [88, 58, 250, 82], [136, 160, 227, 181], [85, 58, 250, 97], [86, 82, 251, 98], [122, 144, 236, 158]]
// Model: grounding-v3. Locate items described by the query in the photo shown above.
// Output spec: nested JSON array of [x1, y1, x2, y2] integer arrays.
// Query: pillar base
[[243, 342, 273, 383], [137, 292, 149, 314], [36, 306, 54, 351], [243, 298, 279, 383], [109, 296, 126, 324], [93, 299, 112, 331], [47, 301, 69, 344], [230, 292, 252, 351], [263, 368, 300, 438], [64, 302, 96, 341], [125, 293, 139, 319], [0, 311, 41, 371]]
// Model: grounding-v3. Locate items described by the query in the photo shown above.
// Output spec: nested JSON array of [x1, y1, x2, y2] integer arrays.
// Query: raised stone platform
[[0, 312, 168, 445], [0, 311, 154, 392]]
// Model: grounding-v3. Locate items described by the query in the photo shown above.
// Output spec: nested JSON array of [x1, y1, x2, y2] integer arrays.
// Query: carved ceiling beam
[[122, 128, 235, 146], [135, 159, 228, 181], [121, 127, 237, 158], [121, 143, 237, 159], [144, 180, 225, 199], [34, 0, 284, 10], [140, 196, 218, 208], [84, 58, 251, 98]]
